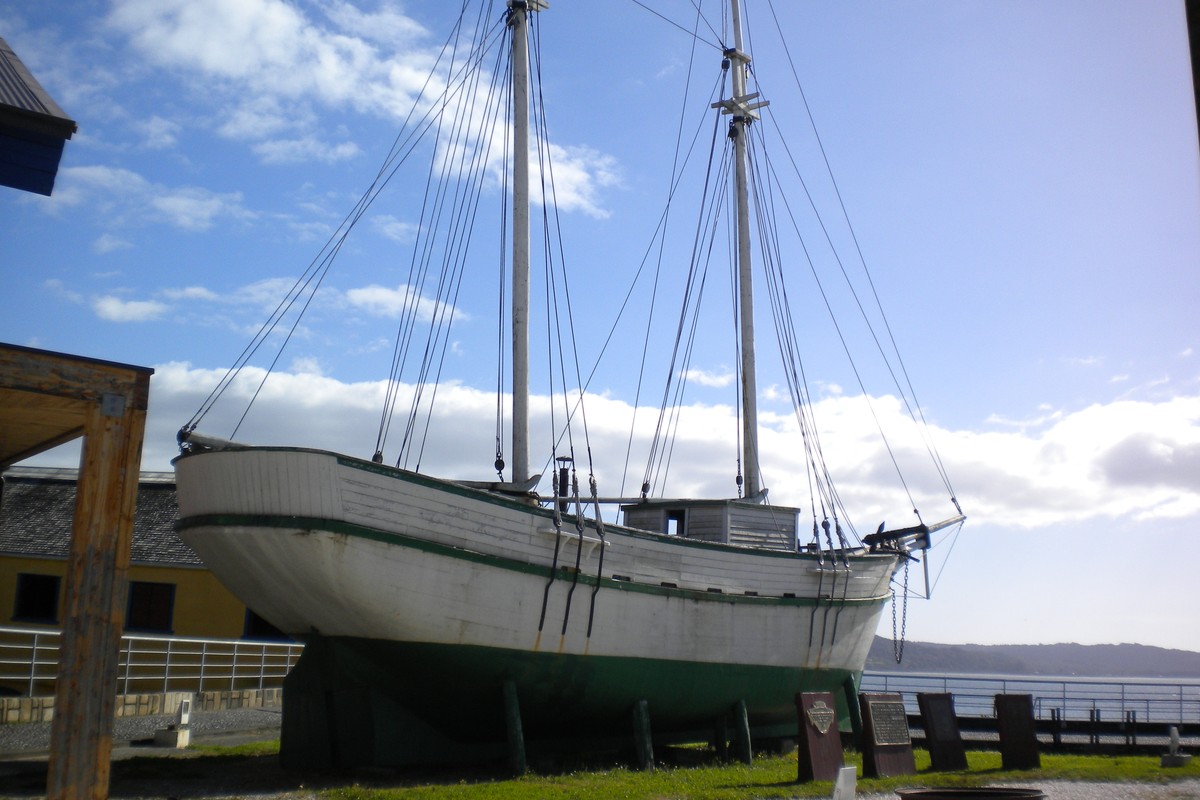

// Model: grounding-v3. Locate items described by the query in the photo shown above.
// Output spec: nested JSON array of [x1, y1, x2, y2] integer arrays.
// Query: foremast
[[508, 1, 546, 485], [718, 0, 769, 498]]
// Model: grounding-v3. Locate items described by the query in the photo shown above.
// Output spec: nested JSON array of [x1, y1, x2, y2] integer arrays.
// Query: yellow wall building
[[0, 466, 282, 640]]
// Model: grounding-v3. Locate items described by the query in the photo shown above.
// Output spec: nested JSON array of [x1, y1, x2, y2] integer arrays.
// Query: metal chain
[[891, 558, 910, 663]]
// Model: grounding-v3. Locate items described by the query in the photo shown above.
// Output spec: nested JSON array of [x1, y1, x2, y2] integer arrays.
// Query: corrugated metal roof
[[0, 467, 202, 567], [0, 36, 75, 136]]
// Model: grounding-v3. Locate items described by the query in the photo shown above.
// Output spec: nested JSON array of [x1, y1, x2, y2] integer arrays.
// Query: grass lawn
[[184, 741, 1200, 799]]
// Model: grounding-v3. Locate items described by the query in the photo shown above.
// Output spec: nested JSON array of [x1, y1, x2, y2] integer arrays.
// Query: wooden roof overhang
[[0, 343, 151, 469], [0, 36, 77, 196]]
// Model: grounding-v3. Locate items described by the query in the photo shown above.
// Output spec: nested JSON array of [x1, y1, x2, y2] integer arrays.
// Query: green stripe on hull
[[180, 512, 890, 609], [282, 635, 857, 767]]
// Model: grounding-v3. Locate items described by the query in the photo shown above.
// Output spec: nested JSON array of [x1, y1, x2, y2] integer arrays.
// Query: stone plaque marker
[[153, 696, 192, 749], [795, 692, 844, 782], [995, 693, 1040, 770], [1162, 725, 1193, 767], [918, 692, 968, 771], [859, 693, 915, 778]]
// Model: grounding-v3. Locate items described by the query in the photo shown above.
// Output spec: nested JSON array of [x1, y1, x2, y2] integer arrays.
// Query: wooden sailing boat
[[174, 0, 963, 767]]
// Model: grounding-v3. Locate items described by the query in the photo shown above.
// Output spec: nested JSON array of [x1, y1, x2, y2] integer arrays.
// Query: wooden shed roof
[[0, 36, 77, 195], [0, 467, 200, 567], [0, 342, 153, 469]]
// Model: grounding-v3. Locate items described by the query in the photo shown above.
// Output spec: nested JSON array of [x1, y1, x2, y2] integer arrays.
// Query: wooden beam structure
[[0, 343, 152, 800]]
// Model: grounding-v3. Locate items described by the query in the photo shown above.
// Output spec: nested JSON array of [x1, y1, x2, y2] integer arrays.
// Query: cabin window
[[243, 609, 289, 641], [666, 509, 686, 537], [13, 573, 61, 624], [125, 581, 175, 634]]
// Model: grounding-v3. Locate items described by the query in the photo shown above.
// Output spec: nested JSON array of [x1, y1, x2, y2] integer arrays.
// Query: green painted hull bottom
[[280, 636, 860, 769]]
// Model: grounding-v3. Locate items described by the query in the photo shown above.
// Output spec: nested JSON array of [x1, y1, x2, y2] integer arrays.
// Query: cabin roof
[[0, 467, 200, 567]]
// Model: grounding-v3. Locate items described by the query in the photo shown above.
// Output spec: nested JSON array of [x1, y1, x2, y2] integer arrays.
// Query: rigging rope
[[182, 2, 507, 450], [763, 0, 959, 508]]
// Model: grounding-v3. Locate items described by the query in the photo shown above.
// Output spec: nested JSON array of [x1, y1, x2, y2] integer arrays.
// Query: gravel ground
[[0, 707, 283, 755]]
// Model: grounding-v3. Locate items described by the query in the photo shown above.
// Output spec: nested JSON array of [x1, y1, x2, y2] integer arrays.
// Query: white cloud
[[681, 367, 734, 388], [104, 0, 619, 213], [93, 295, 170, 322], [53, 165, 253, 232], [94, 233, 134, 254], [94, 363, 1200, 539], [162, 286, 221, 301], [217, 95, 297, 140], [322, 1, 427, 46], [43, 279, 84, 305], [231, 277, 308, 310], [107, 0, 434, 122], [56, 165, 150, 206], [150, 188, 248, 231], [984, 405, 1063, 430], [541, 144, 621, 218], [252, 137, 361, 164], [288, 356, 325, 376], [371, 214, 418, 243], [947, 397, 1200, 526], [344, 283, 466, 323], [136, 115, 182, 149]]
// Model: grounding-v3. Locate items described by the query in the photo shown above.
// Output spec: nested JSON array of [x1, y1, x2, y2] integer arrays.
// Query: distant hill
[[865, 637, 1200, 678]]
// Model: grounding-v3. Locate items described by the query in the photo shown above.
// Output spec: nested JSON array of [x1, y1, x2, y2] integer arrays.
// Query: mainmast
[[508, 0, 545, 485], [717, 0, 768, 498]]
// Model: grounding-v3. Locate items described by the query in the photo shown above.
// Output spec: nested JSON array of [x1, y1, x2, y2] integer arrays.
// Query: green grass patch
[[140, 741, 1200, 799], [296, 748, 1200, 800], [191, 738, 281, 757]]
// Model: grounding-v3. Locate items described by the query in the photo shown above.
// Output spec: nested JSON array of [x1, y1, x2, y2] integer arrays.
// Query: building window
[[125, 581, 175, 633], [243, 609, 289, 641], [13, 573, 61, 623]]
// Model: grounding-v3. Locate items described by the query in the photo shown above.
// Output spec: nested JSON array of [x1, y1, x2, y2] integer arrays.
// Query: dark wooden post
[[730, 699, 752, 764], [502, 680, 526, 776], [632, 699, 654, 771], [712, 713, 729, 761]]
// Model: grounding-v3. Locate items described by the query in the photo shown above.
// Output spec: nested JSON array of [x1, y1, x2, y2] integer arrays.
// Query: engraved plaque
[[795, 692, 844, 782], [859, 692, 915, 779], [807, 700, 835, 735], [869, 701, 911, 746]]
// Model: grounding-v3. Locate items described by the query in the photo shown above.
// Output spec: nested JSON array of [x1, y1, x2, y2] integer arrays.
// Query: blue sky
[[3, 1, 1199, 653]]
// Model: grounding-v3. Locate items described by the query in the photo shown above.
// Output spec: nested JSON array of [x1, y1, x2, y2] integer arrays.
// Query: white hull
[[175, 446, 899, 676], [175, 444, 905, 760]]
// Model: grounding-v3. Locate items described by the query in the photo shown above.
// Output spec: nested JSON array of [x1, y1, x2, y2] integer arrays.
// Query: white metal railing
[[0, 626, 303, 697], [862, 670, 1200, 726]]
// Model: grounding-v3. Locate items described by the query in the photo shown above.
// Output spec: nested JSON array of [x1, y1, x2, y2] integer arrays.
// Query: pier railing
[[3, 626, 1196, 729], [0, 626, 303, 697], [862, 670, 1200, 727]]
